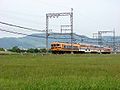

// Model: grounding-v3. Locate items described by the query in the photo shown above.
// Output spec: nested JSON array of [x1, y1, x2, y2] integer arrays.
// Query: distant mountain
[[0, 33, 120, 49], [0, 34, 45, 49]]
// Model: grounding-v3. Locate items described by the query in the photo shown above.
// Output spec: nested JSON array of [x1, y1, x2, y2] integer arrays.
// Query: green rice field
[[0, 54, 120, 90]]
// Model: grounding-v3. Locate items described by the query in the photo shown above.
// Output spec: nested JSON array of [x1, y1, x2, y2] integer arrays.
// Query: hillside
[[0, 33, 120, 49]]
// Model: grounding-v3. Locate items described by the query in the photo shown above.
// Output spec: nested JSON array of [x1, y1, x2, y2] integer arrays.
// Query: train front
[[50, 42, 63, 54]]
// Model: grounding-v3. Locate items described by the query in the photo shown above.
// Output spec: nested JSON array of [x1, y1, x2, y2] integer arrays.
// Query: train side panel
[[50, 42, 112, 54]]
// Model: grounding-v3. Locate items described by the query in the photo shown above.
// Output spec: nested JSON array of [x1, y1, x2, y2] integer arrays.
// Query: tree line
[[0, 46, 49, 53]]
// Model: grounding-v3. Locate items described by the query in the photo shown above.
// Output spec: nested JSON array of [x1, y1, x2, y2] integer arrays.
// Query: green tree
[[40, 48, 47, 53], [34, 48, 39, 53], [10, 46, 21, 53], [27, 48, 35, 53], [0, 48, 5, 51]]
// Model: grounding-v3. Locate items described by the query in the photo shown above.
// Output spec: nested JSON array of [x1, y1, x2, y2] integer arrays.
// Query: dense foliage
[[0, 48, 5, 51], [8, 46, 47, 53]]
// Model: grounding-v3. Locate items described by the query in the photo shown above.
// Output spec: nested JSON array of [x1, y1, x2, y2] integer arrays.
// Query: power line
[[0, 28, 45, 38], [0, 21, 45, 32], [0, 28, 72, 39], [0, 28, 101, 45]]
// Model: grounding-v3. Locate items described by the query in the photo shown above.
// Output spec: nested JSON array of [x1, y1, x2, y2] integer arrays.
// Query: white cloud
[[0, 0, 120, 38]]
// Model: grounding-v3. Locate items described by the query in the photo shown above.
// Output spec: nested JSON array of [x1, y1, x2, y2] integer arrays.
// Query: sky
[[0, 0, 120, 38]]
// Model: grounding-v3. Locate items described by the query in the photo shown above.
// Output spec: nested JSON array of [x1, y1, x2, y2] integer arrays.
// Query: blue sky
[[0, 0, 120, 38]]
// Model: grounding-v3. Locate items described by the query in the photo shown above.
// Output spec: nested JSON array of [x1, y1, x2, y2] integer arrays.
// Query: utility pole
[[70, 8, 74, 54], [93, 33, 98, 45], [46, 14, 49, 52], [98, 31, 102, 46], [113, 29, 116, 53], [98, 30, 116, 52], [46, 8, 74, 54]]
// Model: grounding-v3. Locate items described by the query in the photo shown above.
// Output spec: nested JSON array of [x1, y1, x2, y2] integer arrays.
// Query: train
[[50, 42, 112, 54]]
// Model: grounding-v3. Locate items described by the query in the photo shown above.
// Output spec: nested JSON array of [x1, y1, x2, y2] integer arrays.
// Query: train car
[[50, 42, 112, 54], [51, 42, 80, 54], [100, 47, 112, 54]]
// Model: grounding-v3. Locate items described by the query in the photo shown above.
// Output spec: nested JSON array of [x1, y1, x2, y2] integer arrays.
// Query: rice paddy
[[0, 54, 120, 90]]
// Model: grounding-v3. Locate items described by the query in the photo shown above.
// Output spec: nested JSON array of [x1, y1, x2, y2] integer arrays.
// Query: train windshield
[[51, 44, 60, 47]]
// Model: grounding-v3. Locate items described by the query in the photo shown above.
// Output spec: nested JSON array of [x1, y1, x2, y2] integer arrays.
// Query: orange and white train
[[50, 42, 112, 54]]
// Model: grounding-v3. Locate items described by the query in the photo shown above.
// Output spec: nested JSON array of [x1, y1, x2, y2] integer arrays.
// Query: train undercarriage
[[51, 50, 111, 54]]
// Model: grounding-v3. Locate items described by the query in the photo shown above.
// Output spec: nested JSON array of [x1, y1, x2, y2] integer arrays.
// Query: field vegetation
[[0, 54, 120, 90]]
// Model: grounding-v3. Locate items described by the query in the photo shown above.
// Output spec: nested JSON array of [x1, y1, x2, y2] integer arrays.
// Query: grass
[[0, 54, 120, 90]]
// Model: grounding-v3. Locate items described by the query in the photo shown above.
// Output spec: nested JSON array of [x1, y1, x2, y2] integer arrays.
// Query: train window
[[64, 45, 71, 49], [57, 44, 60, 46], [73, 46, 78, 49], [64, 46, 66, 48]]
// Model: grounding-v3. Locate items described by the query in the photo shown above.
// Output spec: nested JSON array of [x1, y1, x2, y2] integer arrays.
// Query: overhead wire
[[0, 28, 72, 39], [0, 21, 45, 32], [0, 27, 99, 44], [0, 28, 45, 38], [0, 20, 99, 43]]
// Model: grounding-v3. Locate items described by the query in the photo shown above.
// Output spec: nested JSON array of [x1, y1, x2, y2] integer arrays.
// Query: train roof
[[51, 42, 111, 49]]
